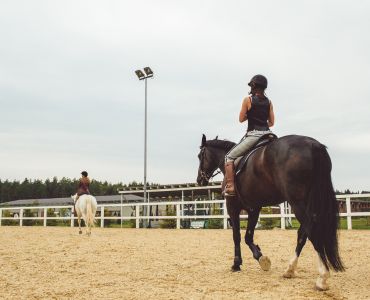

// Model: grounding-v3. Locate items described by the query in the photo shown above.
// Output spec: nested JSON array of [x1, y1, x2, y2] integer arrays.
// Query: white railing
[[0, 194, 369, 230]]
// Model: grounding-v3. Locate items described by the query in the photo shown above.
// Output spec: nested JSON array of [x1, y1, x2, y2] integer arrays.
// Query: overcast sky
[[1, 0, 369, 191]]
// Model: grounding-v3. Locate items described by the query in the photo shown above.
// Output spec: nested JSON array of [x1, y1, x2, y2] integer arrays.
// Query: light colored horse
[[71, 194, 97, 235]]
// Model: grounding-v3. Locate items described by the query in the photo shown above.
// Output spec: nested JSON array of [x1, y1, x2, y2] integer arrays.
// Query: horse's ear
[[201, 134, 206, 147], [215, 135, 218, 140]]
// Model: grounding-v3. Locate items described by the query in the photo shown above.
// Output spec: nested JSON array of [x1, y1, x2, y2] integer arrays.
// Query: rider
[[224, 75, 275, 196], [76, 171, 91, 201]]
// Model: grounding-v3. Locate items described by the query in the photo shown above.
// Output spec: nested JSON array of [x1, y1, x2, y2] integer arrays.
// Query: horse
[[196, 134, 344, 290], [71, 194, 97, 236]]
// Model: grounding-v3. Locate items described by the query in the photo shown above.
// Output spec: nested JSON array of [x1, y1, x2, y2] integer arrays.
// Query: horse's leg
[[245, 207, 271, 271], [315, 252, 330, 290], [82, 214, 89, 235], [283, 224, 307, 278], [227, 200, 242, 272], [78, 214, 82, 234], [288, 202, 329, 289], [87, 217, 92, 236]]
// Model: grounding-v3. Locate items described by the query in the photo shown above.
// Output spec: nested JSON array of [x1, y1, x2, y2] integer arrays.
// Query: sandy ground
[[0, 227, 369, 300]]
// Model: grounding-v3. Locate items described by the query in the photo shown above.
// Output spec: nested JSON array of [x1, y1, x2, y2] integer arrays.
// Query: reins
[[210, 169, 221, 179], [199, 167, 222, 183]]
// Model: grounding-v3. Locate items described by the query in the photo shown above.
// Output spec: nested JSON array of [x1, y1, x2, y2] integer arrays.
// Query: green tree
[[1, 210, 15, 225], [160, 205, 176, 229], [23, 209, 34, 226], [258, 207, 280, 229], [207, 207, 223, 229], [47, 208, 57, 226], [0, 177, 126, 203]]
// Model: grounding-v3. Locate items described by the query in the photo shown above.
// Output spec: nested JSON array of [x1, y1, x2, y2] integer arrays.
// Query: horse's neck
[[212, 147, 227, 174]]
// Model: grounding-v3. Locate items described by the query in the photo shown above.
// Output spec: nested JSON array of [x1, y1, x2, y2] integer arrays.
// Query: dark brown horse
[[197, 134, 344, 290]]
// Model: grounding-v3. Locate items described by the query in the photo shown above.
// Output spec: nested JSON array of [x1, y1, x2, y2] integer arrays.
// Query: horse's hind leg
[[77, 215, 82, 234], [315, 252, 330, 290], [245, 207, 271, 271], [82, 214, 90, 236], [283, 224, 307, 278], [87, 222, 91, 236]]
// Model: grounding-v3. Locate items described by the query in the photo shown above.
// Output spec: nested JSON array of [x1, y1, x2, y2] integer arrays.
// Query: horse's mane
[[205, 139, 236, 151]]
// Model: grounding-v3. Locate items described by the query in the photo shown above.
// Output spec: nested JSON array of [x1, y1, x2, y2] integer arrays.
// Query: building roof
[[0, 194, 144, 207], [119, 181, 223, 198]]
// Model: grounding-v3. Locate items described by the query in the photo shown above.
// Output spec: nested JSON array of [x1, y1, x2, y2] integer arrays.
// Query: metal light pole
[[135, 67, 154, 228]]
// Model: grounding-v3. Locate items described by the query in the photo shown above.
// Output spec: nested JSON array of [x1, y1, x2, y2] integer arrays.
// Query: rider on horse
[[224, 75, 275, 196], [76, 171, 91, 201]]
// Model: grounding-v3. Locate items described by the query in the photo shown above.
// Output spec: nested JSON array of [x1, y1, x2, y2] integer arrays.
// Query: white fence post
[[176, 204, 181, 229], [135, 205, 140, 229], [43, 208, 47, 227], [280, 203, 285, 230], [100, 206, 104, 228], [181, 190, 184, 216], [20, 208, 24, 227], [287, 203, 292, 227], [223, 200, 228, 229], [346, 197, 352, 230]]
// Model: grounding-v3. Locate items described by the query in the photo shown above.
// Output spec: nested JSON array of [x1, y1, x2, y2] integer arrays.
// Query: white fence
[[0, 194, 369, 230]]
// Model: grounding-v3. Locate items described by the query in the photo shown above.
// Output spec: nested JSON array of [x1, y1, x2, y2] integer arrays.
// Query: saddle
[[235, 133, 277, 176]]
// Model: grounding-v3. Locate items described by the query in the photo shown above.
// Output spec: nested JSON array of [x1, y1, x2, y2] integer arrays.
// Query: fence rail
[[0, 194, 369, 230]]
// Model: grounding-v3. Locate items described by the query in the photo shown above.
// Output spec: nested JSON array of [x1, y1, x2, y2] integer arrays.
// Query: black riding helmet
[[248, 74, 268, 89], [81, 171, 88, 177]]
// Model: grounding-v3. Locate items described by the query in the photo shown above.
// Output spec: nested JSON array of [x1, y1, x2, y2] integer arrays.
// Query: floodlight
[[143, 67, 153, 77], [135, 70, 145, 80]]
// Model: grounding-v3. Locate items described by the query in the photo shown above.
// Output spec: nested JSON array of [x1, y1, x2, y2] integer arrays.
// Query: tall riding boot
[[224, 161, 236, 196]]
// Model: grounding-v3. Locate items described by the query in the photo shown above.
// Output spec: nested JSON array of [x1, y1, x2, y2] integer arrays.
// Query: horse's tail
[[306, 143, 345, 272], [85, 196, 96, 228]]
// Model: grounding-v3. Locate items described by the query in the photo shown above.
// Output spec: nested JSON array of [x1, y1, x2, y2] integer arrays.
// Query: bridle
[[199, 146, 221, 183], [199, 169, 221, 182]]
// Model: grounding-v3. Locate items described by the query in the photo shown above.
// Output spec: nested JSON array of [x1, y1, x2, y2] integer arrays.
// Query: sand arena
[[0, 227, 369, 300]]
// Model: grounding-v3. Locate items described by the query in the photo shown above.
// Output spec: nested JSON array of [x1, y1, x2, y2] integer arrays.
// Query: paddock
[[0, 227, 369, 299]]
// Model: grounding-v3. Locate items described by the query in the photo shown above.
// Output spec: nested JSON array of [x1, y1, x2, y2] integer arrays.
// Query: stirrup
[[224, 188, 236, 197], [225, 192, 236, 197]]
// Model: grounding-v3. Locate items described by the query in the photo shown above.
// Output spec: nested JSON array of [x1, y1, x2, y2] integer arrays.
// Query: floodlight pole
[[135, 67, 153, 228], [143, 76, 148, 227]]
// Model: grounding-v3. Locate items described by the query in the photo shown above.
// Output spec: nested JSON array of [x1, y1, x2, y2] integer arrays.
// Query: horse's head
[[197, 134, 222, 186]]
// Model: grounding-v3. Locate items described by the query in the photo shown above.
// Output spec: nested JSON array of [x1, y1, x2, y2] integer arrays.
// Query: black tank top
[[247, 95, 270, 132]]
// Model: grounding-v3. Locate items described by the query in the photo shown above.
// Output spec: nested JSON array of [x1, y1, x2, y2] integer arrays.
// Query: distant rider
[[224, 75, 275, 196], [76, 171, 91, 201]]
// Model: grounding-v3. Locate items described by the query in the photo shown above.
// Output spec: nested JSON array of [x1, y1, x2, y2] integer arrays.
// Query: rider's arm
[[239, 96, 252, 123], [268, 101, 275, 127]]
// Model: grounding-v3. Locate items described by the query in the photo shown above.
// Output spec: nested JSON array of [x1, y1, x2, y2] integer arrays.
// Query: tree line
[[0, 177, 146, 203]]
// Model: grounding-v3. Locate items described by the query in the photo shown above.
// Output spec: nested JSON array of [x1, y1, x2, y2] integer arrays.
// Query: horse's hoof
[[231, 265, 241, 272], [79, 231, 82, 235], [315, 278, 329, 291], [258, 256, 271, 271], [283, 269, 296, 278]]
